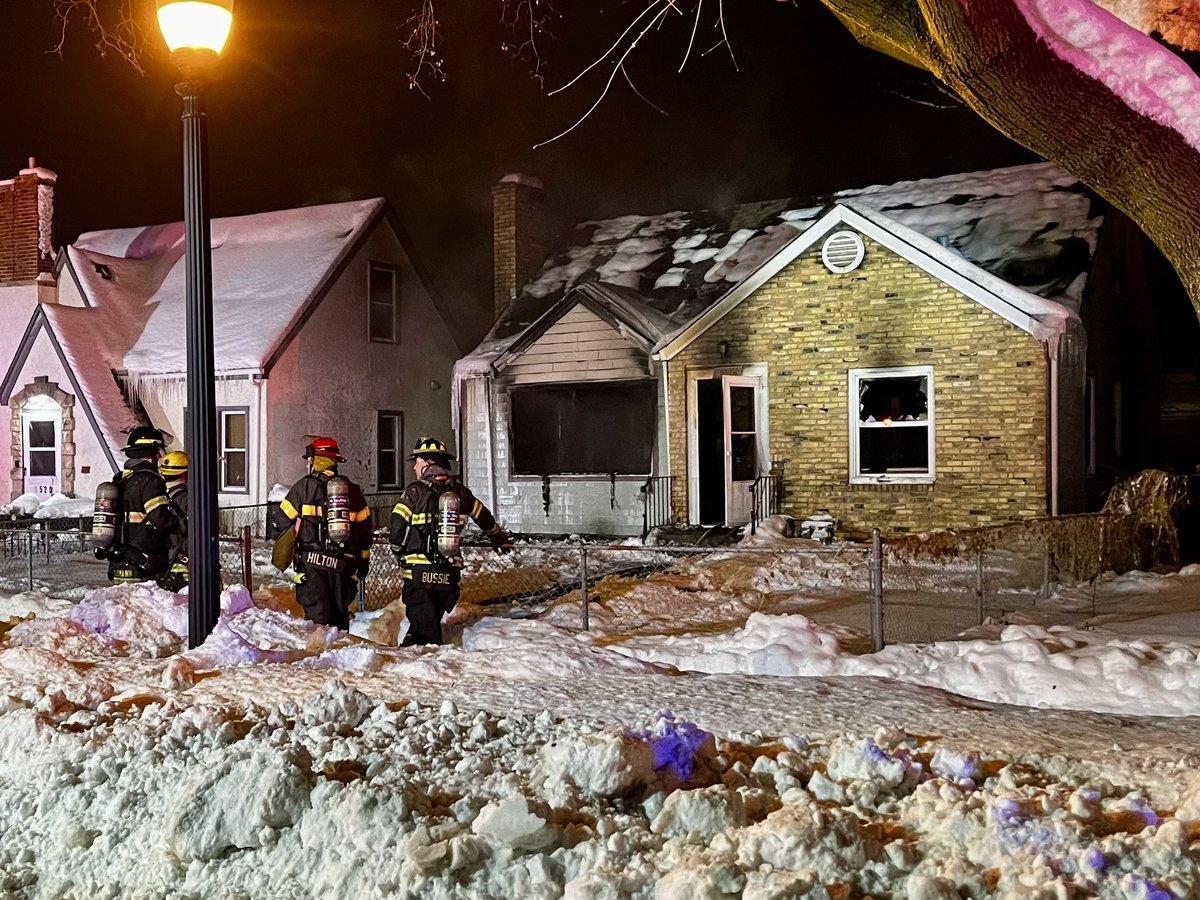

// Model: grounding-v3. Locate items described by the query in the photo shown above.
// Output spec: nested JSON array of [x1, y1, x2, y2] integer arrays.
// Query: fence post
[[241, 525, 253, 591], [976, 548, 984, 626], [1041, 538, 1051, 604], [870, 528, 884, 652], [26, 531, 34, 593], [580, 543, 590, 632]]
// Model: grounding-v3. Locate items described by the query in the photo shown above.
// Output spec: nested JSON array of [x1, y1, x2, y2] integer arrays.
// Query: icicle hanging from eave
[[120, 368, 264, 418]]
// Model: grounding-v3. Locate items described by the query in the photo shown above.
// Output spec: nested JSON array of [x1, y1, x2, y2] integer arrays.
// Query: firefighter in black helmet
[[270, 437, 372, 629], [97, 425, 182, 584], [389, 436, 513, 646]]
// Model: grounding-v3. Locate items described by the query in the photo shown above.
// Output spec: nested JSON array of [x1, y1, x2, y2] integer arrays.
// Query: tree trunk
[[822, 0, 1200, 317]]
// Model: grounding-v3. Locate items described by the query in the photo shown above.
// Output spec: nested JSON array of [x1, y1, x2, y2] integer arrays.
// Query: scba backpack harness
[[404, 480, 463, 591]]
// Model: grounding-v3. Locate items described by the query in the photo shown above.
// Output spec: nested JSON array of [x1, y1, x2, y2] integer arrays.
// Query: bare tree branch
[[50, 0, 152, 73]]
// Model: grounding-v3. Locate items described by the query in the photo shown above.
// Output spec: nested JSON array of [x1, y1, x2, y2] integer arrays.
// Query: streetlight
[[156, 0, 233, 648]]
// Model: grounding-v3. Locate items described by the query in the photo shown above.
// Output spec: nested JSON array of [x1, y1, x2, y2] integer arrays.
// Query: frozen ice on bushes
[[267, 482, 290, 502], [32, 496, 94, 519], [164, 748, 313, 861], [0, 493, 41, 516], [301, 644, 386, 673]]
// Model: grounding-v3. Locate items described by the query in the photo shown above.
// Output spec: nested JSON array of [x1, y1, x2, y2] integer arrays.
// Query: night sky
[[2, 0, 1035, 347]]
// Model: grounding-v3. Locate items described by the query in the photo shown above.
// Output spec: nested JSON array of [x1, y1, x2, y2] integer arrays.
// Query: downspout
[[484, 375, 497, 510], [1049, 345, 1059, 517], [661, 358, 671, 478], [256, 375, 269, 505]]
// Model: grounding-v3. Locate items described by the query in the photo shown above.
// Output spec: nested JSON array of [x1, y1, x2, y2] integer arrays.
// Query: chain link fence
[[0, 520, 254, 601], [2, 501, 1184, 651]]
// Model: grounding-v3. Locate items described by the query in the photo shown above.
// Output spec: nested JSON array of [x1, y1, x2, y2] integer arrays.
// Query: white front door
[[723, 376, 760, 526], [22, 401, 62, 498]]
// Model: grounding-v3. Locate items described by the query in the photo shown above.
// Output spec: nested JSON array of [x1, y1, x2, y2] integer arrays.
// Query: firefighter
[[96, 426, 181, 584], [389, 436, 513, 646], [270, 437, 372, 629], [157, 450, 190, 592]]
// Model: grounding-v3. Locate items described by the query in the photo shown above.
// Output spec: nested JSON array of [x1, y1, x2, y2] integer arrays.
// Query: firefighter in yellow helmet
[[389, 436, 512, 645], [270, 437, 372, 629], [156, 450, 189, 592]]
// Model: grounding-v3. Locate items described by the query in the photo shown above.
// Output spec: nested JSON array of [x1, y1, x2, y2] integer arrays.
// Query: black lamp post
[[156, 0, 233, 648]]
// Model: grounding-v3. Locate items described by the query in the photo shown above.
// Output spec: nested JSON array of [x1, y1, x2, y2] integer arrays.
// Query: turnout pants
[[296, 564, 356, 630], [401, 582, 460, 646]]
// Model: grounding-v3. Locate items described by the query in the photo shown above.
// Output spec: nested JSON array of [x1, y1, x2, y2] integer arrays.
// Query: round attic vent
[[821, 231, 865, 274]]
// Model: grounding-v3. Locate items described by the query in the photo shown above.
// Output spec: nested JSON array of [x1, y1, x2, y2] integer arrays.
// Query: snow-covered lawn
[[0, 536, 1198, 897]]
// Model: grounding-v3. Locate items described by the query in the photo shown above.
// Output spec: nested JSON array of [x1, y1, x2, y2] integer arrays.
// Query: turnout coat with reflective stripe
[[117, 460, 178, 565], [389, 477, 499, 570], [271, 471, 373, 568]]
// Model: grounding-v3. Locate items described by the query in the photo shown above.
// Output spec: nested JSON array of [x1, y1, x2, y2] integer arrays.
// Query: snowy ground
[[0, 527, 1198, 897]]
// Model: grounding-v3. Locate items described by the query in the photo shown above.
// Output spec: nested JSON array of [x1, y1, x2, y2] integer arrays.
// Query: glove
[[293, 572, 307, 585], [93, 547, 109, 561], [491, 531, 514, 554]]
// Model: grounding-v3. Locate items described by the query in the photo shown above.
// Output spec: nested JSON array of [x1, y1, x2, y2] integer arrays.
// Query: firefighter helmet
[[408, 436, 455, 461], [159, 450, 189, 479], [304, 436, 345, 462], [121, 425, 171, 455]]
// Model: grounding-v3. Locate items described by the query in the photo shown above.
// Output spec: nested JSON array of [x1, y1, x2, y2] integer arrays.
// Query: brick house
[[456, 163, 1197, 538], [1, 160, 461, 506]]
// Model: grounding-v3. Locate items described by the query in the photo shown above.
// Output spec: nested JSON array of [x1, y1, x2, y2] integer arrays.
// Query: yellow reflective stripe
[[360, 549, 371, 559], [392, 503, 413, 521], [470, 500, 483, 519], [126, 511, 145, 523], [402, 554, 431, 566], [410, 513, 431, 525], [301, 504, 322, 517], [349, 508, 371, 522], [144, 495, 168, 514], [280, 499, 299, 519], [483, 523, 501, 535]]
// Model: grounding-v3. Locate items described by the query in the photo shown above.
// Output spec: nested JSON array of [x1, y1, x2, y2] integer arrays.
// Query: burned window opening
[[511, 381, 656, 476]]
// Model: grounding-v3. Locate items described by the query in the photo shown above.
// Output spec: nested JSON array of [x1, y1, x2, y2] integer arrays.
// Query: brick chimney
[[0, 158, 57, 286], [492, 174, 546, 322]]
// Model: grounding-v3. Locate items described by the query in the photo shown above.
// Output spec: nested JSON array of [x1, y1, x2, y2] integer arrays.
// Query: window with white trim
[[368, 263, 399, 343], [377, 411, 404, 489], [218, 408, 249, 492], [849, 366, 934, 483]]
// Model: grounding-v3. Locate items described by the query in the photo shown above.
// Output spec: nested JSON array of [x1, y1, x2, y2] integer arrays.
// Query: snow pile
[[0, 492, 94, 520], [31, 494, 94, 520], [0, 681, 1196, 896]]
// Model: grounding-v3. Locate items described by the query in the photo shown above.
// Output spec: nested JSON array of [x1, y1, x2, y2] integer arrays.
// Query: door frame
[[686, 363, 769, 525], [21, 395, 63, 498]]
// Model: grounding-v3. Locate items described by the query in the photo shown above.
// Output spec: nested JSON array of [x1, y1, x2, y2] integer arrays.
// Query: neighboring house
[[1, 161, 461, 507], [457, 165, 1198, 538]]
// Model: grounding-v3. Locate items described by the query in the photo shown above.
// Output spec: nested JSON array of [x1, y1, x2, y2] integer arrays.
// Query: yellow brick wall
[[666, 234, 1050, 537]]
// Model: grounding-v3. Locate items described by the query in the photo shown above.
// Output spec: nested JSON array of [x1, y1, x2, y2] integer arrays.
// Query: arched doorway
[[21, 395, 62, 497], [9, 377, 77, 499]]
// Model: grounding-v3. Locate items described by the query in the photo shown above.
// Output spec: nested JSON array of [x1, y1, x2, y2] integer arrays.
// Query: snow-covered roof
[[4, 198, 390, 459], [465, 162, 1102, 368], [69, 198, 386, 377]]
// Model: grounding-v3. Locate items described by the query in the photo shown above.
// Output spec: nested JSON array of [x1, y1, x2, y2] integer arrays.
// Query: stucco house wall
[[666, 234, 1053, 536], [267, 220, 459, 494]]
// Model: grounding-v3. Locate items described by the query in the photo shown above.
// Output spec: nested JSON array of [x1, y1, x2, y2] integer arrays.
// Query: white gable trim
[[653, 203, 1066, 361], [0, 307, 120, 472]]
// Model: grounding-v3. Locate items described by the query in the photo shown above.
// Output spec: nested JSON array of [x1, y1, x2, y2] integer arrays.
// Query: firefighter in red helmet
[[389, 436, 512, 646], [270, 437, 372, 629]]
